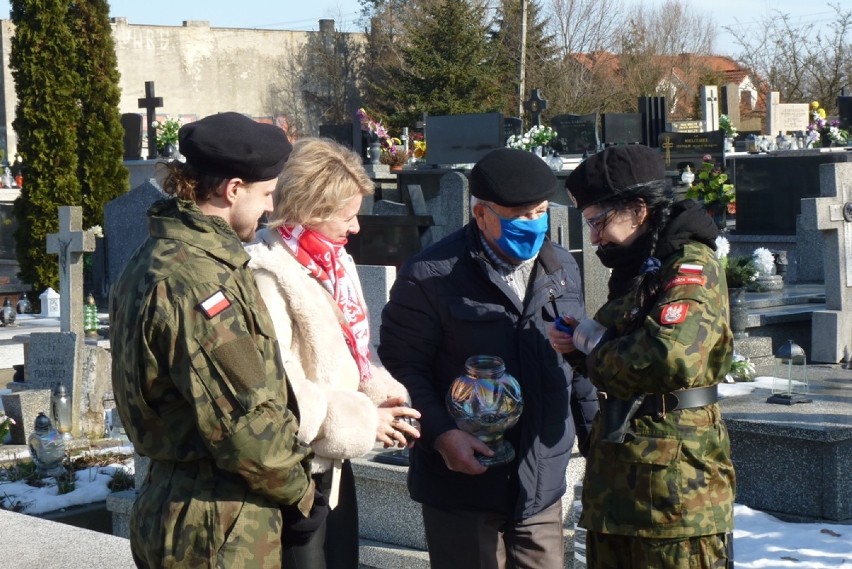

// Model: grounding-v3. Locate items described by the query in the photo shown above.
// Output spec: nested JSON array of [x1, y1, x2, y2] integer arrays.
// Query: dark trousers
[[421, 500, 564, 569], [282, 460, 359, 569], [586, 531, 731, 569]]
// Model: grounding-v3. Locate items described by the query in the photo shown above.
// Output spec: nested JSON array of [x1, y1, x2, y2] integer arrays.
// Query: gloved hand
[[281, 487, 329, 547]]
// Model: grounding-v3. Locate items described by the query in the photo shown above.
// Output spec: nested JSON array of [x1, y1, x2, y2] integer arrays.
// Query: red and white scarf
[[277, 224, 373, 383]]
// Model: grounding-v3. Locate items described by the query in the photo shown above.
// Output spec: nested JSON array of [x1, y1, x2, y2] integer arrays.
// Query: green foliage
[[11, 0, 82, 292], [724, 256, 758, 289], [70, 0, 128, 230], [10, 0, 127, 294], [685, 156, 735, 205], [369, 0, 503, 129]]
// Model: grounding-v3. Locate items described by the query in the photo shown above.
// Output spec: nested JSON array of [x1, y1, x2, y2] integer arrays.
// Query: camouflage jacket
[[110, 198, 314, 567], [579, 241, 736, 539]]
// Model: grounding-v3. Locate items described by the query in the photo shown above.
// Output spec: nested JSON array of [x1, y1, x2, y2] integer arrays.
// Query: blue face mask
[[488, 207, 549, 261]]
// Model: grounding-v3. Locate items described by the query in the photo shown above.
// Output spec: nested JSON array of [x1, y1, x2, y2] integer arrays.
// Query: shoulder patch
[[664, 275, 706, 291], [659, 302, 689, 325], [678, 263, 704, 275], [199, 290, 231, 319]]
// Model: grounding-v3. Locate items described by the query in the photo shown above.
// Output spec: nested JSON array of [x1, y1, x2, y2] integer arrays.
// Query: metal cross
[[138, 81, 164, 160], [524, 89, 548, 127]]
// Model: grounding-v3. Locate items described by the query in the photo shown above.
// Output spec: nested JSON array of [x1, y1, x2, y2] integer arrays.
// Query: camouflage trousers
[[586, 531, 731, 569]]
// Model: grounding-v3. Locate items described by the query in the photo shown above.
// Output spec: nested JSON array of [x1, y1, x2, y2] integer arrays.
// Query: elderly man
[[379, 148, 599, 569]]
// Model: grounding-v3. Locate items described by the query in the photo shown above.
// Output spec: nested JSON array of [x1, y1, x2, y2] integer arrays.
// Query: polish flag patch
[[199, 290, 231, 319], [664, 275, 706, 291], [660, 302, 689, 325], [678, 263, 704, 275]]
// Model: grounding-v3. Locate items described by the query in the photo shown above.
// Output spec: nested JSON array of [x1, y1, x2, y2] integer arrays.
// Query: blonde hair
[[266, 137, 375, 228]]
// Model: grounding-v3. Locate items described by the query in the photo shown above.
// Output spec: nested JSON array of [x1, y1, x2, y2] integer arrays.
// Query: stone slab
[[0, 508, 135, 568], [0, 388, 51, 444], [720, 367, 852, 521], [25, 331, 79, 390]]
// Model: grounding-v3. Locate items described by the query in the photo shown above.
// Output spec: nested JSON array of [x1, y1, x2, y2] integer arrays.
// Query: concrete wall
[[0, 18, 364, 158]]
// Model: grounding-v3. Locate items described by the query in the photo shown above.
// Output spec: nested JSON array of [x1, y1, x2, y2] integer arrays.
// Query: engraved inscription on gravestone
[[25, 332, 78, 391]]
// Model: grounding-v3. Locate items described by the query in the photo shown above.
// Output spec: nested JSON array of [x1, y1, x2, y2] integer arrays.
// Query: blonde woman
[[245, 137, 420, 568]]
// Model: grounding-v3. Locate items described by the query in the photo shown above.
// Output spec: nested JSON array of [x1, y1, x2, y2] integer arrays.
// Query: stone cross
[[46, 206, 95, 337], [800, 162, 852, 363], [524, 89, 548, 127], [700, 85, 719, 132], [137, 80, 164, 160]]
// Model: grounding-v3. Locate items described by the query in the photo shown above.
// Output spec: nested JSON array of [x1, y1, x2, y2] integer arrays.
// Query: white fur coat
[[245, 228, 409, 473]]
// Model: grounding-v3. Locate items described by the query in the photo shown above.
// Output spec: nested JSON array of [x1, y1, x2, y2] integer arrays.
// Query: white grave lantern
[[39, 287, 60, 318], [767, 339, 812, 405]]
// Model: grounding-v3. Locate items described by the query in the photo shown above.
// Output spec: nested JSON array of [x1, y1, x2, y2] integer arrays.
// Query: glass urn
[[446, 355, 523, 466], [0, 297, 15, 326], [28, 412, 67, 478]]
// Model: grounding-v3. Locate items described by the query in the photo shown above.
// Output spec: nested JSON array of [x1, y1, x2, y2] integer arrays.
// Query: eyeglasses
[[584, 208, 615, 233]]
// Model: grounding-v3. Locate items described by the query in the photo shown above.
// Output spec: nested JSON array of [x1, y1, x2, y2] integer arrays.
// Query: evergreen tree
[[69, 0, 128, 230], [374, 0, 504, 129], [11, 0, 82, 293]]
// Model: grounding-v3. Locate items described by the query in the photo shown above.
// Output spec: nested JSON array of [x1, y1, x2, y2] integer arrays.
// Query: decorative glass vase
[[446, 355, 523, 466]]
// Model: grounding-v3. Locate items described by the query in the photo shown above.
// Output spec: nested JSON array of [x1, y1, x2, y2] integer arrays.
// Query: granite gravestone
[[838, 95, 852, 132], [523, 89, 548, 127], [550, 114, 599, 155], [766, 91, 809, 136], [700, 85, 720, 132], [319, 123, 355, 149], [657, 130, 724, 172], [720, 83, 741, 127], [424, 112, 503, 166], [103, 180, 165, 292], [639, 96, 667, 148], [0, 389, 51, 445], [120, 113, 143, 161], [731, 151, 850, 234], [799, 161, 852, 363], [504, 117, 523, 145], [600, 113, 642, 146]]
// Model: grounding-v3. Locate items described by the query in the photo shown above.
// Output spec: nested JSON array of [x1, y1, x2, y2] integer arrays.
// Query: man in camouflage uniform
[[553, 145, 735, 568], [110, 112, 322, 568]]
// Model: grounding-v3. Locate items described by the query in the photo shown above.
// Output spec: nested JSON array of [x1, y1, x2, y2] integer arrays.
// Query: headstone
[[638, 96, 667, 148], [732, 151, 850, 234], [720, 83, 741, 126], [103, 180, 165, 291], [431, 171, 469, 243], [79, 343, 112, 438], [549, 114, 599, 155], [503, 117, 523, 145], [24, 333, 77, 391], [600, 113, 642, 146], [657, 130, 725, 172], [318, 123, 354, 149], [137, 80, 164, 160], [46, 206, 95, 337], [0, 389, 51, 445], [838, 95, 852, 132], [766, 91, 809, 136], [799, 161, 852, 363], [424, 112, 503, 166], [700, 85, 720, 132], [523, 89, 548, 127], [356, 264, 396, 350], [120, 113, 143, 161]]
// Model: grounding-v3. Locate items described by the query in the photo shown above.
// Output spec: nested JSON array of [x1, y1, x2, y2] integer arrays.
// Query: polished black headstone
[[120, 113, 143, 161], [639, 96, 667, 148], [319, 123, 355, 149], [657, 130, 725, 172], [504, 117, 523, 144], [424, 112, 503, 166], [838, 96, 852, 131], [731, 151, 851, 235], [550, 113, 599, 155], [601, 113, 642, 145]]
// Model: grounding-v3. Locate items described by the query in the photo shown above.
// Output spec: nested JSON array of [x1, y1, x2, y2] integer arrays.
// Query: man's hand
[[433, 429, 494, 475]]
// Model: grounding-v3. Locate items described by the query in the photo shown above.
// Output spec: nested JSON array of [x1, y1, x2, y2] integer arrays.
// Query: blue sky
[[0, 0, 841, 56]]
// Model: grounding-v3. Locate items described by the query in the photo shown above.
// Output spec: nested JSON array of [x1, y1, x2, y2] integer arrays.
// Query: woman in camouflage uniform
[[554, 145, 735, 568]]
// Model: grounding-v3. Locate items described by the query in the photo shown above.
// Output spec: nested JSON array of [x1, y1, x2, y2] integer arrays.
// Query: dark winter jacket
[[378, 223, 599, 520]]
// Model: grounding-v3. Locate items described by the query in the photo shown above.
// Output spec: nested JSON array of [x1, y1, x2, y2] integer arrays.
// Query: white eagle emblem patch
[[660, 302, 689, 325]]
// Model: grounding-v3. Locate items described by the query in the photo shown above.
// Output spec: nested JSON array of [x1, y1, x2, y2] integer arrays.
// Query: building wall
[[0, 18, 358, 158]]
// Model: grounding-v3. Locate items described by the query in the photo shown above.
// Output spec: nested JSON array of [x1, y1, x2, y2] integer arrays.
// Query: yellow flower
[[413, 140, 426, 159], [811, 101, 820, 110], [818, 108, 827, 119]]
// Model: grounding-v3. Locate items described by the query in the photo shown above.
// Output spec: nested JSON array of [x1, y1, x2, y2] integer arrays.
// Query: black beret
[[178, 112, 292, 182], [565, 145, 665, 210], [470, 148, 557, 207]]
